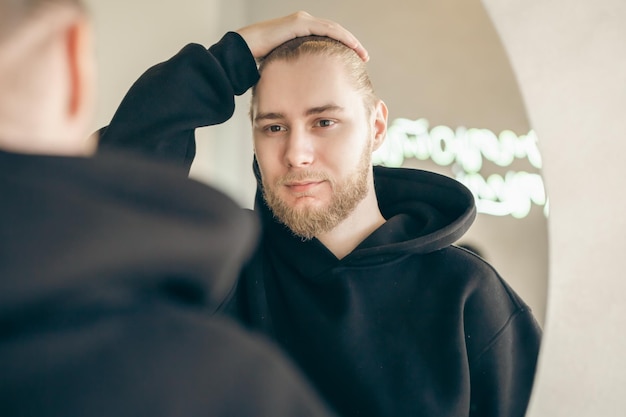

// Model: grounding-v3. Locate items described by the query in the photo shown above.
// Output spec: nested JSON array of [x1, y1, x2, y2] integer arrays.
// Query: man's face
[[252, 53, 378, 239]]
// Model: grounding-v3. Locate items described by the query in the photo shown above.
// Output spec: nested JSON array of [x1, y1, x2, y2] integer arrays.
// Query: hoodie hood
[[368, 165, 476, 255], [253, 160, 475, 262], [0, 149, 258, 320]]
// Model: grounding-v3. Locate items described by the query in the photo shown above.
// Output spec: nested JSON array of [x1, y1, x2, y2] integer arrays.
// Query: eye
[[264, 125, 286, 133], [316, 119, 336, 128]]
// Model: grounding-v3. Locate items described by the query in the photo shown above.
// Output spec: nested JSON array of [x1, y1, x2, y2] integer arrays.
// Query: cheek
[[329, 128, 370, 161], [254, 141, 280, 181]]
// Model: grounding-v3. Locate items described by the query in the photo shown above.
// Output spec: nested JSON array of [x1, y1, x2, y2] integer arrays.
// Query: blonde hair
[[251, 35, 378, 114]]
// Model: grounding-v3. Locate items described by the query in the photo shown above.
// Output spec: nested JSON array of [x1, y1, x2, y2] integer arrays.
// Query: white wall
[[86, 0, 221, 127], [482, 0, 626, 415]]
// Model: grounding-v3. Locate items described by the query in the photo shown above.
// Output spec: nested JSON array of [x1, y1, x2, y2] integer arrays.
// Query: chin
[[289, 195, 328, 210]]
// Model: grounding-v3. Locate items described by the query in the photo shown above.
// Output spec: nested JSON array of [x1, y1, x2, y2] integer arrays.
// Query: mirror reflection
[[86, 1, 548, 416]]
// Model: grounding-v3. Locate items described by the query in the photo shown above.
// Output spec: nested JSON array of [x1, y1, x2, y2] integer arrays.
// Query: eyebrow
[[254, 104, 345, 123]]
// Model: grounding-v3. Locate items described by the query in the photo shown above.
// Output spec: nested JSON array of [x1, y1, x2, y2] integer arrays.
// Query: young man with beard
[[100, 13, 542, 417], [0, 3, 366, 416]]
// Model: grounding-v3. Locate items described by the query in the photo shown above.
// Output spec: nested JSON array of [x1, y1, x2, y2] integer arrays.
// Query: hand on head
[[236, 11, 369, 62]]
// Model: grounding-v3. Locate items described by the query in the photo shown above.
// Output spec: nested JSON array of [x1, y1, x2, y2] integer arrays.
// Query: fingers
[[236, 11, 369, 62]]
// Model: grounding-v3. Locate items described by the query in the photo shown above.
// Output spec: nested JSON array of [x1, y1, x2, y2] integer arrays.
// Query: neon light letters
[[373, 118, 547, 218]]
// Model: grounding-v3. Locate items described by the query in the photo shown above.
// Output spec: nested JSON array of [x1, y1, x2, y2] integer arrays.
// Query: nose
[[284, 127, 314, 168]]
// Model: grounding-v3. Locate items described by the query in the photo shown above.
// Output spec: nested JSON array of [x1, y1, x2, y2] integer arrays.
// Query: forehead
[[253, 54, 362, 114]]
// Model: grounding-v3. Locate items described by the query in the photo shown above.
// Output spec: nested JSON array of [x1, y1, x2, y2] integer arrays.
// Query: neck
[[0, 138, 97, 157], [0, 117, 97, 156], [316, 186, 386, 260]]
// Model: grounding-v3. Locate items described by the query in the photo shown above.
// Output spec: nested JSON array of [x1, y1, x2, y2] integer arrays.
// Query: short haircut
[[251, 35, 378, 115], [0, 0, 84, 41]]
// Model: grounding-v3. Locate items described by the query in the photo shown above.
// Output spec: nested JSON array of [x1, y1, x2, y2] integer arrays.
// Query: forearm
[[98, 32, 259, 171]]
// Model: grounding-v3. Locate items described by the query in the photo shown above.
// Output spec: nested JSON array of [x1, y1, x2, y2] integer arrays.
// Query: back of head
[[0, 0, 95, 156], [251, 35, 378, 113], [0, 0, 83, 42]]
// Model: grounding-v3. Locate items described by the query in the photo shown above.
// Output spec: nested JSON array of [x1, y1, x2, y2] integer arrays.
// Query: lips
[[285, 181, 323, 193]]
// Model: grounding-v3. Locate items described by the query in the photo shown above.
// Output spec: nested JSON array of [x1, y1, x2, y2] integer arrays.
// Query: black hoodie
[[99, 32, 542, 417], [0, 149, 337, 416]]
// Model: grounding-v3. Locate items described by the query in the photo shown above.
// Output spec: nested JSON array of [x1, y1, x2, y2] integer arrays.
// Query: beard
[[262, 143, 372, 240]]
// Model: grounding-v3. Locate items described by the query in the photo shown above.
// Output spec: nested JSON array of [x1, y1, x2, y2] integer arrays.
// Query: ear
[[65, 16, 95, 119], [371, 99, 388, 151]]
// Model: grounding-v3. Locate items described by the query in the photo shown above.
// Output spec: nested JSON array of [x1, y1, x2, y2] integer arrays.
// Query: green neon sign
[[373, 118, 547, 219]]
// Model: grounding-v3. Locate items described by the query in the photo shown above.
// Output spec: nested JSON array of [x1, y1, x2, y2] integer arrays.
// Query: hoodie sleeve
[[98, 32, 259, 172], [464, 272, 542, 417]]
